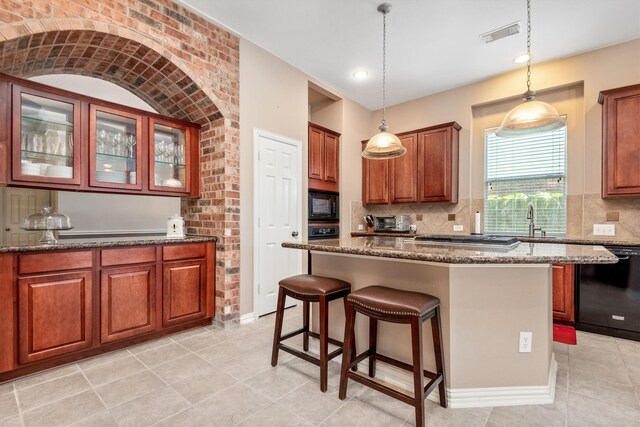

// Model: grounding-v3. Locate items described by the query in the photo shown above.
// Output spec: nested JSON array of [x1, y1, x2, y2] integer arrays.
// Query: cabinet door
[[12, 85, 82, 187], [163, 259, 206, 327], [0, 81, 8, 185], [89, 105, 144, 191], [601, 85, 640, 197], [552, 264, 575, 323], [390, 134, 418, 203], [308, 126, 324, 181], [101, 265, 156, 343], [418, 126, 458, 203], [362, 143, 389, 205], [149, 117, 191, 194], [18, 271, 92, 364], [323, 131, 339, 187]]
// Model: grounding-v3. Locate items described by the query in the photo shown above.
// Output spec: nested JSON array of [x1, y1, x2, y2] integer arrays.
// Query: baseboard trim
[[307, 342, 558, 408], [239, 313, 255, 324]]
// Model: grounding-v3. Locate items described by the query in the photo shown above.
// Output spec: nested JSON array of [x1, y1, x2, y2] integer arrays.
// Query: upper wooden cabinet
[[599, 84, 640, 198], [2, 73, 200, 197], [362, 122, 460, 205], [89, 104, 145, 191], [12, 85, 82, 188], [362, 143, 390, 205], [418, 123, 460, 203], [390, 134, 418, 203], [308, 123, 340, 193]]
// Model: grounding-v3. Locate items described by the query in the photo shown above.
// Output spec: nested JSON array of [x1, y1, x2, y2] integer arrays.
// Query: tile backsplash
[[351, 193, 640, 241]]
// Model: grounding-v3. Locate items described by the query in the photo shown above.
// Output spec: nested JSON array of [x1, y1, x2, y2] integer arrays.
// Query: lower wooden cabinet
[[18, 271, 93, 364], [163, 259, 206, 327], [101, 265, 156, 343], [552, 264, 575, 323], [0, 240, 215, 380]]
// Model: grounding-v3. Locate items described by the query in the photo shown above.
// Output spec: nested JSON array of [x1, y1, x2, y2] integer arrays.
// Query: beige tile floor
[[1, 306, 640, 427]]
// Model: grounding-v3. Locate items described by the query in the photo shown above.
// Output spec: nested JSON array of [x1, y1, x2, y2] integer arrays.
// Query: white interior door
[[255, 129, 302, 316], [1, 188, 52, 245]]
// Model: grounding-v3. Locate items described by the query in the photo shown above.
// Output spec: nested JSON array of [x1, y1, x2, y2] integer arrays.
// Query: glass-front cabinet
[[89, 105, 143, 190], [12, 86, 81, 186], [149, 118, 190, 193]]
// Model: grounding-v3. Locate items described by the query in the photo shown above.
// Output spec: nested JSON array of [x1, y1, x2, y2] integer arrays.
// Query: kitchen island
[[0, 235, 217, 381], [282, 236, 616, 408]]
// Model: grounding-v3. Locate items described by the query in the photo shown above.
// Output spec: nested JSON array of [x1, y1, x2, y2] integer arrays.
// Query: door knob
[[291, 231, 299, 237]]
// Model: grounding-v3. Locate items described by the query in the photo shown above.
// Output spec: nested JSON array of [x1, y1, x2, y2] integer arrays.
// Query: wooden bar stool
[[338, 286, 447, 426], [271, 274, 352, 392]]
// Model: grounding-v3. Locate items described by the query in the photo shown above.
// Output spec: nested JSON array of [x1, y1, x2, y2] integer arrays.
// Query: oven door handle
[[615, 255, 631, 261]]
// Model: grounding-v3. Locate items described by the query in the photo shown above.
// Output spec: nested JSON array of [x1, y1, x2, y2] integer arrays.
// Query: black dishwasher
[[576, 246, 640, 341]]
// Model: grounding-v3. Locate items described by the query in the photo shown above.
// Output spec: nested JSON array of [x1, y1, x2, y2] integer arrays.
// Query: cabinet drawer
[[19, 251, 92, 275], [163, 243, 206, 261], [101, 247, 156, 267]]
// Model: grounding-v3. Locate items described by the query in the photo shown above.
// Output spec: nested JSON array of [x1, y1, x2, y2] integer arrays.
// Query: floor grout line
[[12, 381, 26, 427]]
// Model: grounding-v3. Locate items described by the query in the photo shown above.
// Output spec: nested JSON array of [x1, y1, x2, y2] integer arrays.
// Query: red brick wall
[[0, 0, 241, 322]]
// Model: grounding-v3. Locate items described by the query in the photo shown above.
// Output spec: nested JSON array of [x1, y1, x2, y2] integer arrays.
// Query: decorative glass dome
[[22, 206, 73, 244]]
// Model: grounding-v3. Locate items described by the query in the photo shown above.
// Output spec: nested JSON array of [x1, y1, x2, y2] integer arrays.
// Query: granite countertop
[[0, 235, 218, 253], [284, 236, 618, 264], [350, 231, 640, 247]]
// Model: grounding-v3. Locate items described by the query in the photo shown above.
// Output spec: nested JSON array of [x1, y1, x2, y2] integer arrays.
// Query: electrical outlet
[[453, 225, 463, 232], [593, 224, 615, 236], [357, 224, 364, 231], [519, 332, 532, 353]]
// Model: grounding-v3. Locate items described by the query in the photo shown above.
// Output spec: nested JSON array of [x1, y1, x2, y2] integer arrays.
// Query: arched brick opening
[[0, 22, 240, 323]]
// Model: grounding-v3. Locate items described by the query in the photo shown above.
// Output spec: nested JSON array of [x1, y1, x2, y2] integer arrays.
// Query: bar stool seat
[[271, 274, 352, 392], [339, 285, 447, 427], [346, 285, 440, 317], [279, 274, 351, 296]]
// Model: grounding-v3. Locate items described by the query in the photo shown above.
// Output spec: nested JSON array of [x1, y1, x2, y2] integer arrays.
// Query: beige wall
[[239, 39, 371, 315], [349, 39, 640, 239]]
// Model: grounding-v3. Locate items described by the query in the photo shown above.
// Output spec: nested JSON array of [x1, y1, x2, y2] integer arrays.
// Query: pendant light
[[496, 0, 566, 137], [362, 3, 406, 159]]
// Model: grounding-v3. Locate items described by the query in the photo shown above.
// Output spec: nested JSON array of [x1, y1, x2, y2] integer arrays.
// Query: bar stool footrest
[[347, 371, 415, 406], [376, 354, 440, 380], [308, 331, 344, 348]]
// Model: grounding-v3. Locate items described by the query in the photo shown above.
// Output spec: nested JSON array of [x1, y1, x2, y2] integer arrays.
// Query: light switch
[[593, 224, 615, 236]]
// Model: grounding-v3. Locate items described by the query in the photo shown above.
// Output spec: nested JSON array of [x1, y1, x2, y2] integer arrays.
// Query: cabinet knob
[[4, 228, 9, 231], [291, 231, 299, 237]]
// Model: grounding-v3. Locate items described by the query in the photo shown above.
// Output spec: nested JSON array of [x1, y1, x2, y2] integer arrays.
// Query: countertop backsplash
[[351, 193, 640, 242]]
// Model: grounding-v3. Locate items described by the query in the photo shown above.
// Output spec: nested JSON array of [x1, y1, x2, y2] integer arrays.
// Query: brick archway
[[0, 11, 241, 322]]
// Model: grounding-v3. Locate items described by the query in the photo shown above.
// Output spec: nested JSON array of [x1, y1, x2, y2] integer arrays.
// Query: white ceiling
[[179, 0, 640, 110]]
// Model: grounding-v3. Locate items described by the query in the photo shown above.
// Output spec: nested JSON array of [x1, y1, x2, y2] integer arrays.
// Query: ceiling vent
[[480, 21, 521, 44]]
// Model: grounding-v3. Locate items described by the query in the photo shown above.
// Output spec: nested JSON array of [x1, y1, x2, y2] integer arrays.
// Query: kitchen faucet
[[526, 204, 545, 237]]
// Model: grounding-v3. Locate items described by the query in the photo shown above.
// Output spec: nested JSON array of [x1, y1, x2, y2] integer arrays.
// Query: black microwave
[[308, 191, 339, 222]]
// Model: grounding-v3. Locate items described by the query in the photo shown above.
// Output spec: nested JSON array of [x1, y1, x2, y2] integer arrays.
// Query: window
[[484, 126, 567, 235]]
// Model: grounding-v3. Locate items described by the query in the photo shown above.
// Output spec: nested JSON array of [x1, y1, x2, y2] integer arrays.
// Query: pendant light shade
[[496, 93, 567, 137], [496, 0, 566, 138], [362, 3, 406, 160]]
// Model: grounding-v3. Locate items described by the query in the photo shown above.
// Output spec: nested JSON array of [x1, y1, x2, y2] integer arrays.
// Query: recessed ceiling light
[[514, 54, 530, 64], [353, 70, 368, 79]]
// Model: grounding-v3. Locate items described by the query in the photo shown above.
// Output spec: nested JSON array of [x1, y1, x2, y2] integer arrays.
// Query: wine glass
[[164, 142, 175, 165], [111, 132, 124, 156], [97, 129, 107, 154], [155, 140, 166, 163], [124, 133, 136, 158]]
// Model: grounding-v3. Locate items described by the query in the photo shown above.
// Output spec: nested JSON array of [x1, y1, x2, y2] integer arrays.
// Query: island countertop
[[0, 235, 218, 253], [283, 235, 618, 264]]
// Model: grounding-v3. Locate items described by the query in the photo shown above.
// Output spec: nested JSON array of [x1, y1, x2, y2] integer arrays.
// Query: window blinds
[[484, 126, 567, 235]]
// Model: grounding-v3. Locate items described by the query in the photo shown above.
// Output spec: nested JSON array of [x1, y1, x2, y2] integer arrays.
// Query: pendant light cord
[[381, 8, 387, 127], [526, 0, 532, 93]]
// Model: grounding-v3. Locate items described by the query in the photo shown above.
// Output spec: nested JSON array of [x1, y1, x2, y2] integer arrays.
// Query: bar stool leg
[[319, 295, 329, 392], [368, 318, 378, 377], [270, 288, 287, 367], [431, 306, 447, 408], [302, 301, 310, 352], [411, 317, 425, 427], [339, 300, 356, 400]]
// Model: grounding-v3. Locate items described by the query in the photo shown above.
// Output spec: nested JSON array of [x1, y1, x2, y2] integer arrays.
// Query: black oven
[[308, 191, 339, 222]]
